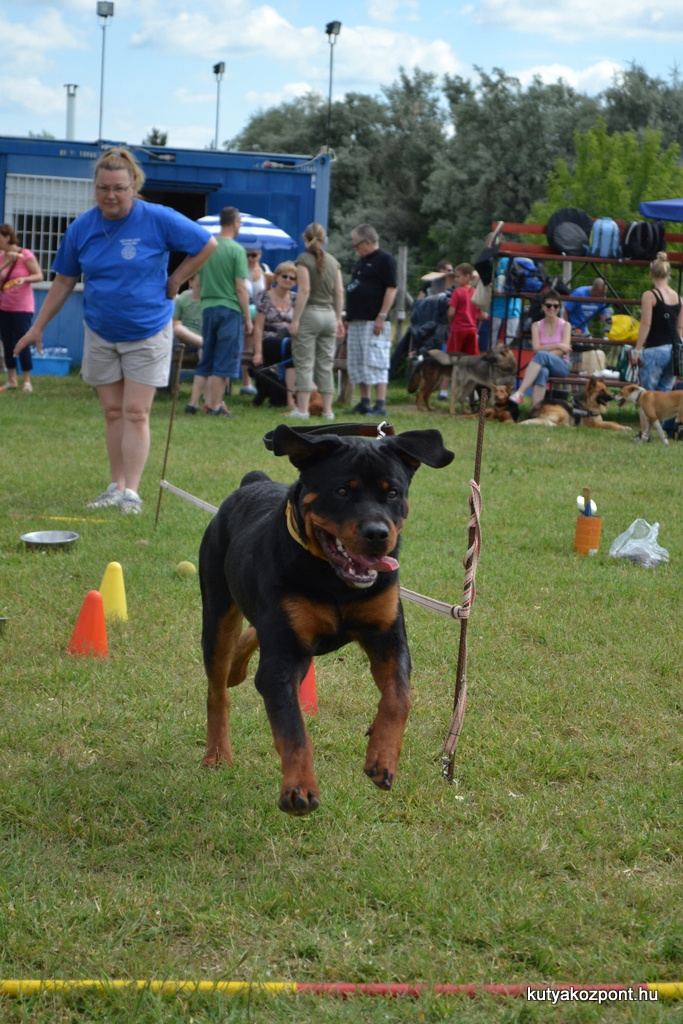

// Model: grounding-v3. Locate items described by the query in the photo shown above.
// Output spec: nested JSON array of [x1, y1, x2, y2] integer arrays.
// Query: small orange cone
[[99, 561, 128, 622], [299, 660, 318, 715], [68, 590, 108, 658]]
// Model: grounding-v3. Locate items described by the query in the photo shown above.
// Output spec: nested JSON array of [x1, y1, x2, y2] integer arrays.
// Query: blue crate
[[31, 356, 72, 376]]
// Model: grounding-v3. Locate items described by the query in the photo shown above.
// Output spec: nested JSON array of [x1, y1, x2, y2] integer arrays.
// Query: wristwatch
[[377, 312, 387, 320]]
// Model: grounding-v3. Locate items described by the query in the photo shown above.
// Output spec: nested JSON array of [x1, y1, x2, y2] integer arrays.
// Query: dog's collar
[[285, 500, 310, 551]]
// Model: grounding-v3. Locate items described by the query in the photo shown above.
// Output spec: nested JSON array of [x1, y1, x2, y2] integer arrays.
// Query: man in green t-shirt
[[186, 207, 252, 417]]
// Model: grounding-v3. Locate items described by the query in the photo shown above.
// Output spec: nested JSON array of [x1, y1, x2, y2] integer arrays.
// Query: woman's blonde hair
[[275, 261, 297, 279], [650, 251, 670, 281], [303, 222, 327, 274], [94, 147, 145, 196]]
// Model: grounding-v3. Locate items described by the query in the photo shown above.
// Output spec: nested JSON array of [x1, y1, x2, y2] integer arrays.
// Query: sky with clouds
[[2, 0, 683, 151]]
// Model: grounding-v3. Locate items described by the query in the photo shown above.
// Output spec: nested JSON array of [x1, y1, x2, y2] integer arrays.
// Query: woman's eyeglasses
[[247, 252, 260, 258], [544, 302, 560, 309], [280, 274, 297, 281], [95, 185, 132, 195]]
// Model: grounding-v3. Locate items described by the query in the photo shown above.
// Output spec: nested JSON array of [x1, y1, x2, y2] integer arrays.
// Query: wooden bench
[[492, 221, 683, 266]]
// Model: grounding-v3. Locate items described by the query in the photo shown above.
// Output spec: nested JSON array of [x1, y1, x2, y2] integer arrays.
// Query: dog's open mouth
[[316, 528, 398, 588]]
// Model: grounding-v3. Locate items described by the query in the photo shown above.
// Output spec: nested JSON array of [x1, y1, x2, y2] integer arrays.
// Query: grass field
[[1, 373, 681, 1023]]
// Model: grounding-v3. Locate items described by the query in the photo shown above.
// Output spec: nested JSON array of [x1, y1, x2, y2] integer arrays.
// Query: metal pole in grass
[[443, 386, 487, 783], [155, 343, 184, 530]]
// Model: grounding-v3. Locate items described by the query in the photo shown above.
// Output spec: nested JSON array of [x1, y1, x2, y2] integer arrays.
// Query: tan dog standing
[[617, 384, 683, 445]]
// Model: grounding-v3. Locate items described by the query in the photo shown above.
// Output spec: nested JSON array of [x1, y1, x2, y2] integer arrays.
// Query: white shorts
[[346, 320, 391, 385], [81, 321, 173, 388]]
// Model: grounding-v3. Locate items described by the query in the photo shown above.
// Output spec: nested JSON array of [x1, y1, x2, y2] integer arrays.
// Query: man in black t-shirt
[[346, 224, 397, 415]]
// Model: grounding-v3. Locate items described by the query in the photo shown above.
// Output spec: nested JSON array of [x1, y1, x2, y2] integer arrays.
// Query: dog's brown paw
[[278, 786, 320, 815], [364, 762, 394, 790], [201, 746, 233, 768]]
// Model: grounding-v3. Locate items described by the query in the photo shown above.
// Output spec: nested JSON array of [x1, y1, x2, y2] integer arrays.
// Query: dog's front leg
[[358, 625, 412, 791], [255, 650, 320, 815]]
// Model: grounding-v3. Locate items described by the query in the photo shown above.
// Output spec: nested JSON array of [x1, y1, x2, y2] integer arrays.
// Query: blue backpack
[[586, 217, 621, 259], [504, 257, 547, 294]]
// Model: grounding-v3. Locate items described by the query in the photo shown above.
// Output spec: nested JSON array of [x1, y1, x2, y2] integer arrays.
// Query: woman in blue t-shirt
[[15, 147, 216, 514]]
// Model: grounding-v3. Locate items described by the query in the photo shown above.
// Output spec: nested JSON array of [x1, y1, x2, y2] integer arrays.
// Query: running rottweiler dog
[[199, 424, 454, 815]]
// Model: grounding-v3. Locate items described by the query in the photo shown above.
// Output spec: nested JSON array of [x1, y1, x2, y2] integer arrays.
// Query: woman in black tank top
[[632, 252, 682, 428]]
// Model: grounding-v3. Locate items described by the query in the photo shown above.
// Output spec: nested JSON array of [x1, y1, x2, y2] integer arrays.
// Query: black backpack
[[546, 207, 594, 257], [622, 221, 665, 261]]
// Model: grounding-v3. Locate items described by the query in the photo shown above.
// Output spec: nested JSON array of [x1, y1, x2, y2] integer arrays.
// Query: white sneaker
[[87, 483, 123, 509], [121, 488, 143, 514], [509, 391, 524, 405], [321, 411, 335, 420], [23, 382, 33, 393], [287, 409, 310, 419]]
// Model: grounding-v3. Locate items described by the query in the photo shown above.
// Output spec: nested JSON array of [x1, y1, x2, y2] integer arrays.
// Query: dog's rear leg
[[201, 604, 244, 767], [652, 418, 669, 445], [359, 632, 412, 791], [256, 652, 320, 815]]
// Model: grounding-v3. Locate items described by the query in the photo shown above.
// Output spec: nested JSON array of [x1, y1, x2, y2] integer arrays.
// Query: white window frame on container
[[4, 174, 93, 279]]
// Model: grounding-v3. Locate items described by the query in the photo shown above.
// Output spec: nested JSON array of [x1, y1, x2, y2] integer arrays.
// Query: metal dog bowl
[[21, 530, 79, 549]]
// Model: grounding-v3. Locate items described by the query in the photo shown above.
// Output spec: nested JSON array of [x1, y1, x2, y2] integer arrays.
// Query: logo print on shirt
[[120, 238, 140, 260]]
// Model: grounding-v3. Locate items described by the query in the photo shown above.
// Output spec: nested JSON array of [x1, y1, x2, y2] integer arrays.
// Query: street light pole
[[325, 21, 341, 153], [213, 62, 225, 150], [96, 2, 114, 141]]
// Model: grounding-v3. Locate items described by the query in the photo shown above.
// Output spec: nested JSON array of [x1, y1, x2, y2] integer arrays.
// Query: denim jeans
[[530, 350, 570, 386], [639, 344, 674, 392]]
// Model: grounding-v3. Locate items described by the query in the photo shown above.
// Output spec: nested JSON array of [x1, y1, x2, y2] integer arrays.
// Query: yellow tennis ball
[[176, 560, 196, 578]]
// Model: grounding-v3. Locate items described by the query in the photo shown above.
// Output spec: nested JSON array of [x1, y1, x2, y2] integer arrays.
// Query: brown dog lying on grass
[[463, 382, 519, 423], [616, 383, 683, 444], [519, 376, 631, 431]]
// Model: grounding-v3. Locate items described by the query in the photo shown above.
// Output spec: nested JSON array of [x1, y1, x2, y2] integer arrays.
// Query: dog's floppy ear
[[385, 429, 454, 470], [270, 424, 343, 467]]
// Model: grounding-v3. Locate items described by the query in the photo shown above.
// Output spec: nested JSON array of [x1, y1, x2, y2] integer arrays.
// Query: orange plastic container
[[574, 515, 602, 555]]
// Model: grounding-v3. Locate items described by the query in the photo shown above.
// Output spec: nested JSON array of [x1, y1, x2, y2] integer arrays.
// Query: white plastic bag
[[608, 519, 670, 568]]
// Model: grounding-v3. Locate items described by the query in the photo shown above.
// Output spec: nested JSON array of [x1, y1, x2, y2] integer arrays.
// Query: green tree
[[422, 68, 600, 259], [529, 119, 683, 223], [602, 63, 683, 152], [143, 127, 168, 146]]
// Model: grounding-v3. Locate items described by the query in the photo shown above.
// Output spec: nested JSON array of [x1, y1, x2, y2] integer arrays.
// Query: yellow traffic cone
[[99, 561, 128, 622]]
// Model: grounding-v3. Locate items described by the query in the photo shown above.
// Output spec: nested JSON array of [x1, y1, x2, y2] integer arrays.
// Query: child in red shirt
[[446, 263, 479, 355]]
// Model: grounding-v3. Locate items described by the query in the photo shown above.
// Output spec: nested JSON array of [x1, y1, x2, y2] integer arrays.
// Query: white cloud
[[243, 82, 316, 108], [367, 0, 420, 24], [334, 27, 464, 85], [514, 60, 623, 95], [0, 76, 72, 117], [130, 5, 319, 61], [475, 0, 683, 42], [0, 10, 85, 72]]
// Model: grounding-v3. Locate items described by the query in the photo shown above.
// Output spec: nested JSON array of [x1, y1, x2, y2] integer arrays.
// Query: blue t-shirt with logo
[[53, 200, 211, 341], [566, 285, 608, 330]]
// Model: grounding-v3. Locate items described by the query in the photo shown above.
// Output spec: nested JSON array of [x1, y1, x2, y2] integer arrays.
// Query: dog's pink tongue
[[354, 553, 399, 572]]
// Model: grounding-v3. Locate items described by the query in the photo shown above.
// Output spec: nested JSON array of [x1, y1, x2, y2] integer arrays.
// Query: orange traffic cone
[[68, 590, 108, 658], [299, 660, 318, 715]]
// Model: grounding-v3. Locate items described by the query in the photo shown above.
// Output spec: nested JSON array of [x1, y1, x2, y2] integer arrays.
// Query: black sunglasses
[[544, 302, 560, 309], [247, 252, 260, 258]]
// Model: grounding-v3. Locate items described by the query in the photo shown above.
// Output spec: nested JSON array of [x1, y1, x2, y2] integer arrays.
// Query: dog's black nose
[[361, 521, 390, 546]]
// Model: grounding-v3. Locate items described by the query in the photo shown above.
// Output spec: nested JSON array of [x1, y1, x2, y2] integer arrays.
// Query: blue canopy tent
[[638, 199, 683, 221]]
